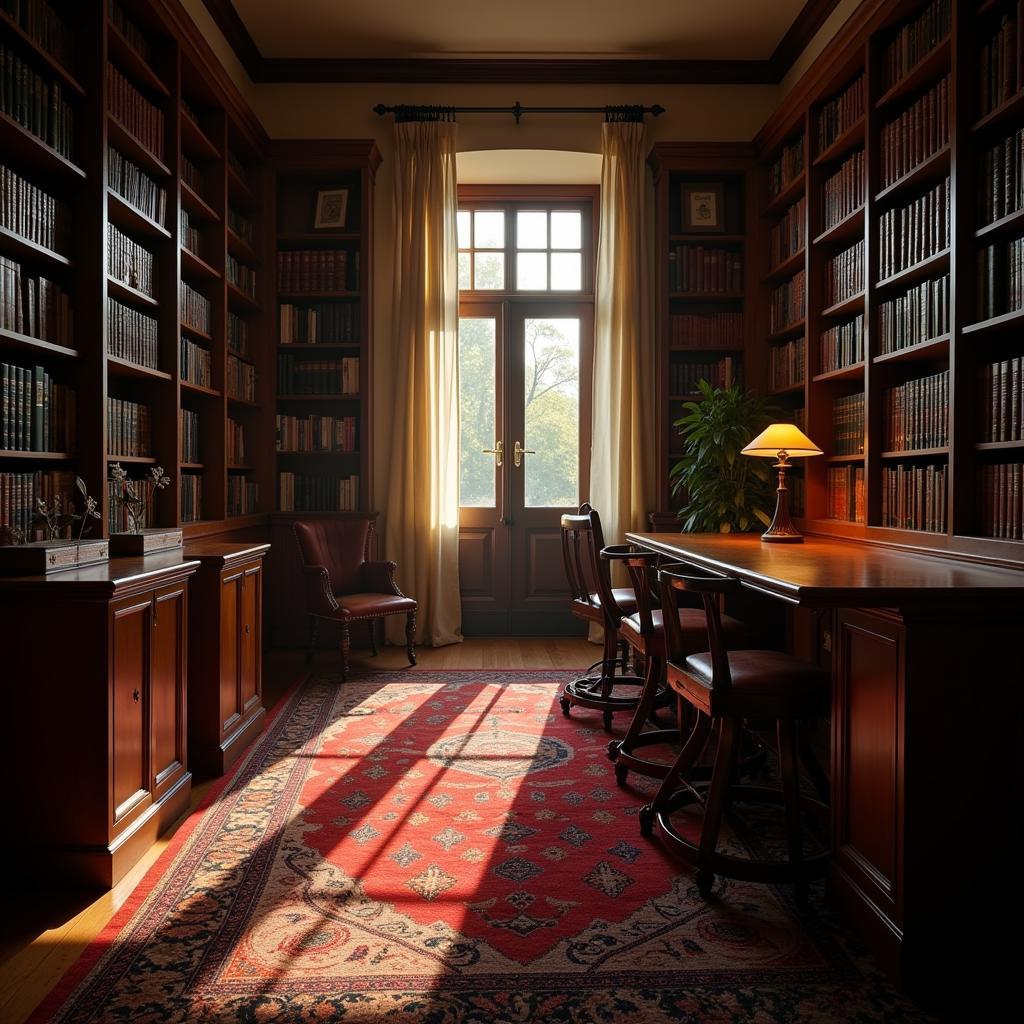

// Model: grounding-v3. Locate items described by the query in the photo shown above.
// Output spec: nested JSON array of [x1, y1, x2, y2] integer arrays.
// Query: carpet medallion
[[35, 670, 935, 1023]]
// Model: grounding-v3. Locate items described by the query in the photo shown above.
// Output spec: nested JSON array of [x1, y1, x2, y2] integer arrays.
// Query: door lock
[[482, 440, 503, 467], [513, 441, 536, 467]]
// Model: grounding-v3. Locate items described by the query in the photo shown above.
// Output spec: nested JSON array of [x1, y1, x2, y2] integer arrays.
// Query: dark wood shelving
[[668, 290, 744, 301], [227, 464, 253, 471], [276, 342, 360, 351], [180, 321, 215, 343], [813, 361, 865, 383], [0, 112, 85, 180], [975, 206, 1024, 240], [769, 319, 806, 341], [180, 114, 220, 161], [762, 174, 805, 218], [879, 447, 950, 459], [813, 117, 865, 166], [669, 344, 745, 353], [277, 291, 360, 301], [277, 231, 361, 243], [107, 276, 159, 308], [106, 23, 171, 99], [975, 439, 1024, 451], [227, 395, 260, 409], [107, 355, 172, 382], [276, 450, 360, 457], [0, 10, 85, 96], [227, 229, 260, 266], [769, 381, 806, 396], [180, 182, 220, 222], [180, 380, 221, 398], [0, 449, 74, 461], [107, 189, 170, 240], [0, 225, 71, 269], [813, 206, 864, 247], [107, 453, 157, 464], [180, 462, 204, 470], [875, 36, 951, 110], [874, 144, 950, 204], [181, 247, 222, 281], [669, 233, 746, 243], [276, 394, 359, 402], [971, 86, 1024, 134], [875, 248, 950, 291], [873, 334, 950, 364], [821, 292, 865, 319], [227, 283, 259, 309], [228, 166, 259, 209], [0, 327, 77, 359], [763, 249, 805, 283], [107, 115, 171, 179], [825, 453, 865, 463], [962, 307, 1024, 336]]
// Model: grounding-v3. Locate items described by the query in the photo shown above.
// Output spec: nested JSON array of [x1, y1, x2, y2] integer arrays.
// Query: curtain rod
[[373, 102, 665, 124]]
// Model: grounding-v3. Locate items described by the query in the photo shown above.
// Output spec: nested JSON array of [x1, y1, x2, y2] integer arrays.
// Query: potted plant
[[670, 380, 779, 533], [107, 463, 182, 555]]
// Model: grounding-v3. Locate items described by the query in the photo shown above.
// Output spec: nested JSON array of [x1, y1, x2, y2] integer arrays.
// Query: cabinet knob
[[245, 623, 251, 635], [132, 689, 140, 703]]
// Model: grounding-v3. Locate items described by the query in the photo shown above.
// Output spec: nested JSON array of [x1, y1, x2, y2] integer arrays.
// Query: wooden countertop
[[625, 532, 1024, 608], [183, 540, 271, 565]]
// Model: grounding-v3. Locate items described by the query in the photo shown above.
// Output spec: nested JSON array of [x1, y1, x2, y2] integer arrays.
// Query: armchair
[[293, 516, 417, 681]]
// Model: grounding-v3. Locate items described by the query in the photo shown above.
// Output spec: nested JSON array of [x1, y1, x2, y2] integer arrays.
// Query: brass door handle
[[513, 441, 535, 467], [482, 440, 504, 467]]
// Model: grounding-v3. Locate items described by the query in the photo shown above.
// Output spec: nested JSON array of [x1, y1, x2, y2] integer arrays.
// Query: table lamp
[[741, 423, 822, 543]]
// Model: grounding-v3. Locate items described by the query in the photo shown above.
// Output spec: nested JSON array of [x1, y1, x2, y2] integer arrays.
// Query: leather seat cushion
[[573, 588, 637, 616], [333, 592, 418, 618], [683, 650, 828, 695], [621, 607, 745, 640]]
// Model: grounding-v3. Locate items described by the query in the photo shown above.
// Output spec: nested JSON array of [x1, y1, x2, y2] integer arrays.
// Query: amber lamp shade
[[741, 424, 822, 543]]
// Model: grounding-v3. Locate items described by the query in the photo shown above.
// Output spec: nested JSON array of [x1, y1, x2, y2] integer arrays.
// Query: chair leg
[[696, 716, 740, 896], [405, 611, 417, 666], [640, 708, 711, 836], [307, 617, 319, 665], [340, 622, 351, 682], [777, 718, 807, 903], [369, 618, 379, 657], [614, 652, 663, 785]]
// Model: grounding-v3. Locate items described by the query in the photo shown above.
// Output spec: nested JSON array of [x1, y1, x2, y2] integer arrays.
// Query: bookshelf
[[1, 0, 270, 544]]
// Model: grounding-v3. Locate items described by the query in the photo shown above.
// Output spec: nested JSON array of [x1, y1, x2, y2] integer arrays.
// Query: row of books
[[180, 471, 202, 522], [108, 223, 156, 298], [278, 301, 360, 344], [668, 357, 741, 395], [977, 237, 1024, 320], [107, 62, 164, 161], [825, 465, 866, 523], [881, 462, 947, 532], [768, 196, 805, 270], [227, 353, 255, 401], [277, 354, 359, 395], [228, 311, 249, 355], [979, 7, 1023, 118], [0, 469, 71, 535], [106, 396, 151, 457], [3, 0, 73, 67], [227, 475, 257, 516], [979, 463, 1024, 538], [275, 413, 358, 453], [884, 369, 949, 452], [0, 43, 75, 159], [880, 75, 949, 190], [770, 269, 806, 333], [108, 146, 166, 226], [832, 392, 865, 456], [878, 274, 949, 354], [1, 361, 74, 451], [108, 0, 150, 64], [821, 150, 864, 232], [817, 75, 863, 154], [825, 240, 864, 307], [277, 249, 356, 293], [980, 358, 1024, 443], [820, 314, 864, 374], [227, 417, 246, 464], [979, 127, 1024, 227], [228, 207, 255, 247], [278, 471, 360, 512], [1, 164, 70, 255], [768, 336, 805, 392], [181, 336, 211, 388], [668, 245, 743, 293], [180, 407, 199, 463], [182, 154, 203, 197], [767, 134, 804, 199], [0, 255, 72, 344], [108, 473, 156, 532], [181, 281, 212, 335], [226, 253, 256, 298], [878, 177, 950, 280], [668, 312, 743, 348], [180, 209, 201, 256], [108, 296, 157, 368], [881, 0, 951, 93]]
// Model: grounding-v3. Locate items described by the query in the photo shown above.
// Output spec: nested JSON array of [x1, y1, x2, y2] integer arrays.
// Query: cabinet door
[[111, 596, 151, 825], [240, 562, 261, 712], [220, 568, 243, 735], [151, 581, 187, 794]]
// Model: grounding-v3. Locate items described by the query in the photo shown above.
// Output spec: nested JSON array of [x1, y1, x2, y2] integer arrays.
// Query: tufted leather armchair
[[293, 516, 417, 681]]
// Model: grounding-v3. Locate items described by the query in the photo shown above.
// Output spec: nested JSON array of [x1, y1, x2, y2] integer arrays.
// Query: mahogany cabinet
[[184, 542, 270, 776], [0, 553, 198, 888]]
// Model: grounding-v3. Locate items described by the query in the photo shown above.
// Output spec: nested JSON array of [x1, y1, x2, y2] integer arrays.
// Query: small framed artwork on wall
[[681, 182, 725, 233], [313, 188, 350, 229]]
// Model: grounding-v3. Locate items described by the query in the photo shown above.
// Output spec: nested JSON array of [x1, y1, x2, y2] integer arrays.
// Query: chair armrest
[[301, 564, 339, 615], [363, 559, 404, 596]]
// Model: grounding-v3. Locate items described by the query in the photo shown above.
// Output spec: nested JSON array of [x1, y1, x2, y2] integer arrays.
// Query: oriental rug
[[33, 669, 935, 1023]]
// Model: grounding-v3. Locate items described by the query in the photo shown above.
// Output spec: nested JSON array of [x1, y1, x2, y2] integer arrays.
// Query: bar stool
[[559, 504, 644, 731], [640, 565, 830, 903], [601, 547, 748, 786]]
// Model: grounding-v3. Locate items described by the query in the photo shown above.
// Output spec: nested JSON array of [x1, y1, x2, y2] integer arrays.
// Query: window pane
[[517, 211, 547, 249], [474, 252, 505, 290], [458, 252, 471, 290], [459, 318, 497, 507], [474, 210, 505, 249], [457, 210, 471, 249], [551, 211, 582, 249], [550, 252, 582, 291], [523, 318, 579, 507], [517, 252, 547, 290]]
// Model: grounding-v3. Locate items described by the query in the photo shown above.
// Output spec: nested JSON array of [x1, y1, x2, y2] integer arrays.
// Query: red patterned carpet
[[33, 669, 935, 1023]]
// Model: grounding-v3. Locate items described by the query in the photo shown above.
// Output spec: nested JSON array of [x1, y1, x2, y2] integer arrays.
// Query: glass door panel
[[458, 317, 498, 508]]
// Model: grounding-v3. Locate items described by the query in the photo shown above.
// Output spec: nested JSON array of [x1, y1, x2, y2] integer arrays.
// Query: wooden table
[[626, 532, 1024, 995]]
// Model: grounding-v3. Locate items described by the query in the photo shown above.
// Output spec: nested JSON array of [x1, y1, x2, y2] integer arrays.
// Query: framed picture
[[313, 188, 349, 229], [681, 182, 725, 233]]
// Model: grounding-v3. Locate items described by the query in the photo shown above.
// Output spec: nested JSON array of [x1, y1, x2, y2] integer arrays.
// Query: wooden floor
[[0, 637, 593, 1024]]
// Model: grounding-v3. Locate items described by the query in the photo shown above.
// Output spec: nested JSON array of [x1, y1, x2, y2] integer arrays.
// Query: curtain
[[590, 121, 656, 561], [384, 120, 462, 647]]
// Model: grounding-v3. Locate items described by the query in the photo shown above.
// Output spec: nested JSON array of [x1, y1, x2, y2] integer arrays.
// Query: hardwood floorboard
[[0, 637, 591, 1023]]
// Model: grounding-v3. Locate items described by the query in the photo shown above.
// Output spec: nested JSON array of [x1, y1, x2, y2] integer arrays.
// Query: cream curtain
[[384, 120, 462, 647], [590, 121, 656, 560]]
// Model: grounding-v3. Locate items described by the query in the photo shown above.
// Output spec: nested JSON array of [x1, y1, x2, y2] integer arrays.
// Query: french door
[[458, 301, 592, 634]]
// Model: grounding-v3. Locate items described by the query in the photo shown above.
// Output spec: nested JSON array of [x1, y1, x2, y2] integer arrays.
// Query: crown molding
[[198, 0, 843, 86]]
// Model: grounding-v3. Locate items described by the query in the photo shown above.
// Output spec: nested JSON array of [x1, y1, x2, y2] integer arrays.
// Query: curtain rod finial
[[652, 104, 666, 117], [373, 104, 388, 116]]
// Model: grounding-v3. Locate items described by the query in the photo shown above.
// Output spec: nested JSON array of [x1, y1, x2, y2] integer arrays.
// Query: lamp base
[[760, 464, 803, 543], [760, 529, 804, 543]]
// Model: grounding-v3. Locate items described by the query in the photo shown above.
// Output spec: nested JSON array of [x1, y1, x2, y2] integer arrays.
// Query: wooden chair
[[602, 547, 747, 785], [640, 565, 830, 903], [293, 517, 417, 681], [559, 503, 643, 730]]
